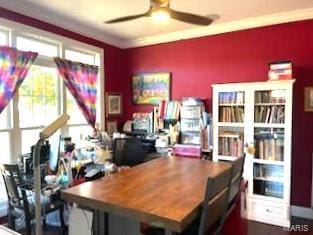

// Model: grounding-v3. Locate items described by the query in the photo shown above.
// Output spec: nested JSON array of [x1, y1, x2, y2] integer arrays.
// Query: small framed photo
[[304, 87, 313, 112], [107, 120, 118, 135], [106, 92, 122, 116]]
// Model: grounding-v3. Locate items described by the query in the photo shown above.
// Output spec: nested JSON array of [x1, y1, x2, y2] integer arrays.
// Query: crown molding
[[1, 1, 313, 49], [0, 1, 126, 48], [123, 7, 313, 48]]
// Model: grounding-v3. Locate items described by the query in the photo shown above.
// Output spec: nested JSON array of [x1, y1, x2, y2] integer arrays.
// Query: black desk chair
[[112, 138, 145, 167], [0, 164, 65, 235], [145, 165, 232, 235]]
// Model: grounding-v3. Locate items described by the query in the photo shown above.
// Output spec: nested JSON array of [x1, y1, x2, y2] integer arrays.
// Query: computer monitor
[[48, 134, 61, 172]]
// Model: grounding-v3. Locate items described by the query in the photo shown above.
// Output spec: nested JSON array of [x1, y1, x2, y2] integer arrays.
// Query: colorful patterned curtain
[[0, 46, 38, 114], [54, 58, 98, 128]]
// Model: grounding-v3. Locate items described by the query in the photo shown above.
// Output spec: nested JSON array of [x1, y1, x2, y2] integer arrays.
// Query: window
[[65, 49, 95, 65], [0, 24, 103, 159], [0, 29, 8, 46], [19, 65, 59, 128], [16, 36, 58, 57], [0, 132, 11, 162]]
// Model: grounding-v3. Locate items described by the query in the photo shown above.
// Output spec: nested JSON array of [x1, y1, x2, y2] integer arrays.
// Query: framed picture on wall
[[132, 72, 171, 105], [106, 92, 122, 116], [304, 87, 313, 112], [107, 120, 118, 135]]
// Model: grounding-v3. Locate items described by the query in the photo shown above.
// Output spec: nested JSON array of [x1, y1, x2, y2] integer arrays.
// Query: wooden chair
[[0, 163, 65, 235], [227, 155, 245, 213], [145, 164, 232, 235]]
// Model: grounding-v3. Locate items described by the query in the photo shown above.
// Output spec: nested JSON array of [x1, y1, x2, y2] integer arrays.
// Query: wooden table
[[62, 157, 231, 235]]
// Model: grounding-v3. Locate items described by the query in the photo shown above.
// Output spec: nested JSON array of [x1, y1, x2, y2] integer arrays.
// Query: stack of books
[[268, 61, 292, 80]]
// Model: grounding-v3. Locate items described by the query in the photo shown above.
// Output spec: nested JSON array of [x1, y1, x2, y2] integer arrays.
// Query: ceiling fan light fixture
[[151, 8, 170, 22]]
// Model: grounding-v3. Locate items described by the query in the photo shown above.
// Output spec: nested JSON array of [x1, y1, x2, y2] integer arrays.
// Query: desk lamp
[[33, 114, 70, 235]]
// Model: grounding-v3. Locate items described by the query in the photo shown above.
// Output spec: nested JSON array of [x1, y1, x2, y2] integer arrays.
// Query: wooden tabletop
[[62, 157, 231, 232]]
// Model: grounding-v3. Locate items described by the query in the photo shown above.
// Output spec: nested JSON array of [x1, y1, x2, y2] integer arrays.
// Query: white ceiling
[[1, 0, 313, 48]]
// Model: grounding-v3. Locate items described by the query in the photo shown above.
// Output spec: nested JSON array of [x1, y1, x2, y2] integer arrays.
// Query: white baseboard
[[291, 205, 313, 219]]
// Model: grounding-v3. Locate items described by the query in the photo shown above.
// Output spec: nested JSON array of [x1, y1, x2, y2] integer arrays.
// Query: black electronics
[[85, 168, 104, 181], [31, 141, 50, 164]]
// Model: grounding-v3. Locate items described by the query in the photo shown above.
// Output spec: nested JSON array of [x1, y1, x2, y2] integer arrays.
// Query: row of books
[[219, 106, 244, 122], [255, 136, 284, 161], [255, 91, 286, 104], [253, 164, 284, 179], [254, 180, 284, 198], [218, 91, 245, 104], [158, 100, 181, 120], [254, 106, 285, 123], [218, 134, 243, 157]]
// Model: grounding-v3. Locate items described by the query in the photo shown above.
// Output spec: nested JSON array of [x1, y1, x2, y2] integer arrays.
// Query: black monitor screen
[[48, 134, 61, 172]]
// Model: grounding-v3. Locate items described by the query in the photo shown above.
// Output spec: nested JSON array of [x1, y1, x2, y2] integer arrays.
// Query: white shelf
[[212, 80, 294, 227], [253, 176, 284, 183], [217, 122, 245, 127], [218, 103, 244, 106], [217, 155, 238, 161], [254, 103, 285, 106], [253, 159, 285, 165], [253, 123, 285, 128]]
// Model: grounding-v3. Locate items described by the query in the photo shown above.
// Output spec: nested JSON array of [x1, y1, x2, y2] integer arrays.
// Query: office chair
[[112, 137, 145, 167], [0, 164, 65, 235], [144, 164, 232, 235]]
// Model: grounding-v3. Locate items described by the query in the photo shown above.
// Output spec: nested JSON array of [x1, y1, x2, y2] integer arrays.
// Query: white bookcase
[[212, 80, 295, 227]]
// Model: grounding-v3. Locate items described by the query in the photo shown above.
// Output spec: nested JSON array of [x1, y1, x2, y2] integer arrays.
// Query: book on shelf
[[158, 100, 180, 120], [219, 91, 245, 104], [218, 132, 243, 157], [255, 91, 286, 104], [219, 106, 244, 122], [256, 136, 284, 161], [254, 105, 285, 123], [268, 61, 292, 81]]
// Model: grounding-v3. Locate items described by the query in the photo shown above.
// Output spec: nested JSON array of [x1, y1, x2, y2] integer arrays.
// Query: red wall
[[1, 6, 313, 207], [0, 7, 125, 126], [124, 20, 313, 207]]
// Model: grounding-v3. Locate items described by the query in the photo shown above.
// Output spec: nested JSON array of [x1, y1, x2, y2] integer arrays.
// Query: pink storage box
[[173, 144, 201, 158]]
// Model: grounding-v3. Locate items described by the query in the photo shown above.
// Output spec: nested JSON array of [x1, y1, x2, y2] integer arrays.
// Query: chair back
[[198, 165, 232, 235], [228, 155, 245, 203], [0, 164, 31, 220], [112, 137, 144, 167]]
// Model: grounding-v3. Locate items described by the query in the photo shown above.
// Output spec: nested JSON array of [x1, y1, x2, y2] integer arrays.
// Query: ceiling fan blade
[[169, 9, 216, 26], [105, 13, 149, 24]]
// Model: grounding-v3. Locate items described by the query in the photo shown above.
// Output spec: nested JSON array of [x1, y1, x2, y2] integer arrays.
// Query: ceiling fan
[[105, 0, 219, 26]]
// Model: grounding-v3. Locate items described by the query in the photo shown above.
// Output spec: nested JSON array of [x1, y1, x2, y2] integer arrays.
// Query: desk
[[62, 157, 231, 235]]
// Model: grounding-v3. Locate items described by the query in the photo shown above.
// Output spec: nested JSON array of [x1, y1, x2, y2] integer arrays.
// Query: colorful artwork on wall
[[132, 72, 171, 105]]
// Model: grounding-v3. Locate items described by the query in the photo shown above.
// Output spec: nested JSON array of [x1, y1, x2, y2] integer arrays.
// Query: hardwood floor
[[223, 203, 313, 235]]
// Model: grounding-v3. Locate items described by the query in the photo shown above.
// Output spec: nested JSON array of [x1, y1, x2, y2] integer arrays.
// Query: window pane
[[68, 125, 93, 148], [0, 31, 7, 46], [65, 49, 95, 65], [0, 131, 11, 161], [0, 105, 11, 129], [16, 36, 58, 57], [19, 65, 59, 127], [67, 91, 87, 125], [21, 129, 40, 154]]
